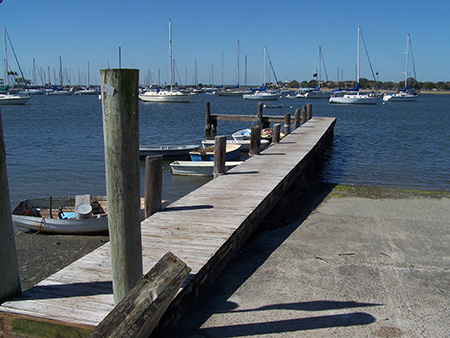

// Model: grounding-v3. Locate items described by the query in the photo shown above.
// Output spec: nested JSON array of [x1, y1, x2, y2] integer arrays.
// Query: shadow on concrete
[[151, 143, 352, 337]]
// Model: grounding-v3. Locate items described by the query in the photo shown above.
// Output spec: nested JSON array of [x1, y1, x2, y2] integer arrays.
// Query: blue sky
[[1, 0, 449, 86]]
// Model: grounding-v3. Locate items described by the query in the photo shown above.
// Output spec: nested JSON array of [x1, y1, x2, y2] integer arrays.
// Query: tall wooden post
[[213, 135, 227, 178], [249, 125, 261, 156], [0, 111, 21, 303], [294, 108, 301, 129], [257, 102, 263, 127], [205, 102, 211, 133], [301, 105, 307, 124], [272, 123, 281, 144], [100, 69, 142, 304], [307, 103, 312, 120], [284, 113, 291, 136], [145, 155, 163, 218]]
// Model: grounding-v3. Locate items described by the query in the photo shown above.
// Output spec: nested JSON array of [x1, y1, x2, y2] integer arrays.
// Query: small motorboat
[[201, 139, 270, 152], [189, 144, 241, 161], [170, 161, 243, 176], [139, 144, 200, 159]]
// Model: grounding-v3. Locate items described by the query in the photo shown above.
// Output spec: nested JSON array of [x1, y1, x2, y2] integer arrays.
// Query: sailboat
[[383, 34, 419, 102], [45, 56, 73, 95], [139, 19, 193, 103], [329, 27, 380, 105], [243, 46, 279, 101], [75, 61, 98, 95], [303, 47, 330, 99], [216, 40, 251, 97], [0, 27, 31, 105]]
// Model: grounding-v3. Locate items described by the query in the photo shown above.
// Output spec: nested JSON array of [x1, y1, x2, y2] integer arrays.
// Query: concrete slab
[[162, 195, 450, 337]]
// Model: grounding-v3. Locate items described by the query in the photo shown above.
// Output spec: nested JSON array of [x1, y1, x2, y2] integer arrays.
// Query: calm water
[[1, 93, 449, 207]]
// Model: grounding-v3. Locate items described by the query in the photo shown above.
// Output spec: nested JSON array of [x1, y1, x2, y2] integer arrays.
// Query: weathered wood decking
[[0, 117, 335, 337]]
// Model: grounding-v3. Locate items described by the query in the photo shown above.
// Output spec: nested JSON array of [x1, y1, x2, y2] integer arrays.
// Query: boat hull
[[170, 161, 243, 176], [139, 145, 200, 159], [201, 139, 269, 152], [0, 94, 31, 105], [139, 91, 193, 103], [243, 92, 279, 100], [329, 94, 380, 105], [189, 144, 241, 161], [12, 215, 109, 234]]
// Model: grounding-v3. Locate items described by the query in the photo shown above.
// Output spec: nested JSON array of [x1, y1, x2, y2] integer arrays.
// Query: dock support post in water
[[249, 125, 261, 156], [213, 135, 227, 178], [0, 110, 21, 304], [100, 68, 142, 304], [205, 102, 216, 136], [284, 113, 291, 136], [301, 106, 307, 124], [307, 103, 313, 120], [294, 108, 301, 129], [272, 123, 281, 144], [145, 155, 163, 218]]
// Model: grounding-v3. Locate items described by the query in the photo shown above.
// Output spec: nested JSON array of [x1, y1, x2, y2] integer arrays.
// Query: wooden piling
[[301, 106, 307, 124], [249, 125, 261, 156], [307, 103, 312, 120], [272, 123, 281, 144], [213, 135, 227, 178], [284, 113, 291, 136], [205, 102, 216, 135], [145, 155, 163, 218], [0, 111, 21, 304], [257, 102, 263, 127], [294, 108, 301, 129], [100, 68, 142, 305]]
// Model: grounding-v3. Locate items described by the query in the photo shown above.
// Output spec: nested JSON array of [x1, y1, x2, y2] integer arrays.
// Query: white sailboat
[[139, 19, 193, 103], [0, 27, 30, 105], [303, 47, 330, 99], [329, 27, 380, 105], [74, 61, 98, 95], [243, 46, 279, 101], [45, 56, 73, 95], [383, 34, 419, 102]]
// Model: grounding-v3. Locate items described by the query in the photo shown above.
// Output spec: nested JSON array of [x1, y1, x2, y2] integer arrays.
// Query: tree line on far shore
[[283, 78, 450, 91]]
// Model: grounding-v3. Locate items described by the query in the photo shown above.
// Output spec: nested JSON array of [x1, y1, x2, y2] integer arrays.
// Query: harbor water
[[1, 92, 449, 208]]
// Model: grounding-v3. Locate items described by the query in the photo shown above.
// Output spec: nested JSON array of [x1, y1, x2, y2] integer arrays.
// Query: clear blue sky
[[1, 0, 449, 86]]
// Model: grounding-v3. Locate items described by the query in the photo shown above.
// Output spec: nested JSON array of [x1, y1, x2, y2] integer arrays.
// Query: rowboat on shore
[[11, 195, 145, 234]]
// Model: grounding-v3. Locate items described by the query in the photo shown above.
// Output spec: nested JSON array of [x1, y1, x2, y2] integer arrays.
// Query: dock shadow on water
[[151, 151, 365, 337]]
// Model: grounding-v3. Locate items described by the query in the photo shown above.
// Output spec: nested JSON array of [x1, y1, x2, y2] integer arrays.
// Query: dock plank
[[0, 117, 335, 336]]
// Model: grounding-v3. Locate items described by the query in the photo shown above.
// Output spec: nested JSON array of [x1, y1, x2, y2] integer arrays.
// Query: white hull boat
[[201, 139, 269, 152], [170, 160, 243, 176], [329, 93, 380, 105], [139, 90, 193, 103], [0, 92, 30, 105], [383, 92, 418, 102], [139, 144, 200, 159], [243, 91, 279, 100]]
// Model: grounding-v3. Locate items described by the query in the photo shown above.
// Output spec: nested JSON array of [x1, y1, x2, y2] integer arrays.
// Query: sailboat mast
[[237, 40, 239, 86], [357, 26, 360, 86], [405, 34, 410, 89], [318, 46, 322, 88], [263, 46, 267, 87], [3, 27, 8, 87], [59, 56, 63, 87], [169, 19, 172, 91]]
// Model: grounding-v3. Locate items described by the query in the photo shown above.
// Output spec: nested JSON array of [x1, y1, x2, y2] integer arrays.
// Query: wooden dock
[[0, 117, 335, 337]]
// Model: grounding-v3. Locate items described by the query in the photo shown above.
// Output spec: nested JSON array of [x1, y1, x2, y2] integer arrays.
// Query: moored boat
[[169, 160, 243, 176], [139, 144, 200, 159], [201, 139, 269, 152], [189, 144, 241, 161]]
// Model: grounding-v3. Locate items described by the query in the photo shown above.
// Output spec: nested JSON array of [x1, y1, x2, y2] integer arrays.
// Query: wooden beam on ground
[[89, 252, 190, 338]]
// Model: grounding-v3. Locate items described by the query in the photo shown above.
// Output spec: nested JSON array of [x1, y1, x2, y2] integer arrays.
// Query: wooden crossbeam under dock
[[0, 117, 336, 337]]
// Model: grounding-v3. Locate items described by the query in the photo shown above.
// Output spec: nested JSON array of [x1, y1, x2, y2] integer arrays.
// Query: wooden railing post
[[284, 113, 291, 136], [307, 103, 312, 120], [301, 105, 307, 124], [213, 135, 227, 178], [0, 110, 21, 304], [257, 102, 264, 127], [294, 108, 301, 129], [249, 125, 261, 156], [100, 68, 142, 305], [272, 123, 281, 144], [145, 155, 163, 218]]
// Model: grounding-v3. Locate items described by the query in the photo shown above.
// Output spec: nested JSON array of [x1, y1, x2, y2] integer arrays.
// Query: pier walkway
[[0, 117, 335, 337]]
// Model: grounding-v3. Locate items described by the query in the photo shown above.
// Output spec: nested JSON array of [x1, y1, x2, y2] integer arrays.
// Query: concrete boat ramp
[[0, 117, 335, 337]]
